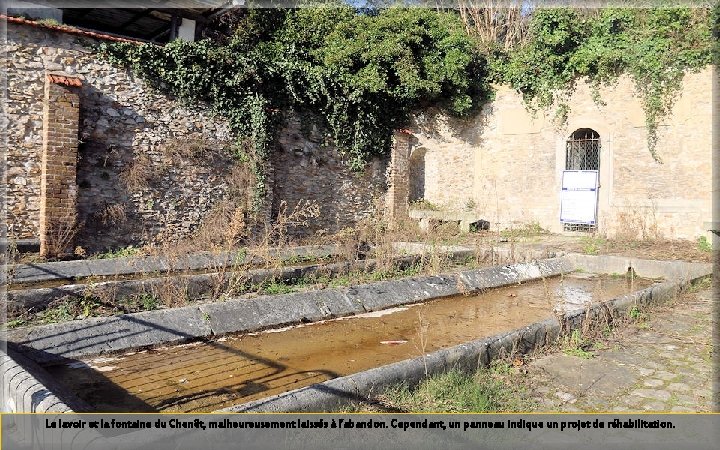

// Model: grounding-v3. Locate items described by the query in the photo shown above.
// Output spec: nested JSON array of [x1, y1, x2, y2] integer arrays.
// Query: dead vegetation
[[42, 212, 83, 259], [120, 153, 156, 191], [457, 0, 530, 51], [98, 203, 127, 226], [160, 135, 230, 163]]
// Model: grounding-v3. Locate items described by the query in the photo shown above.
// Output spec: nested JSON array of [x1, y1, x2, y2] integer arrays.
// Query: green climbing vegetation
[[488, 7, 713, 162], [97, 4, 491, 210], [97, 4, 714, 207]]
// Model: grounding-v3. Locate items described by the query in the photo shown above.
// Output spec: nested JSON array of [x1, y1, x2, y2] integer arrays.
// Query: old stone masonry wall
[[6, 22, 390, 252], [6, 22, 238, 252], [272, 113, 389, 238]]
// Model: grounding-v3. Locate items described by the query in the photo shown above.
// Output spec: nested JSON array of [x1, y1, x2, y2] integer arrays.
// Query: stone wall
[[8, 19, 711, 249], [409, 113, 479, 211], [6, 22, 239, 252], [6, 21, 392, 251], [271, 114, 388, 237], [405, 68, 714, 240]]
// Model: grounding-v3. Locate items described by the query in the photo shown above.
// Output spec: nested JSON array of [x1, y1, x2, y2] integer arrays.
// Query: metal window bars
[[565, 128, 600, 171]]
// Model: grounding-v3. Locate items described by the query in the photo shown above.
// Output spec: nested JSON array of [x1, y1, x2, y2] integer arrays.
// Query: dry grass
[[42, 212, 82, 258], [99, 203, 127, 226], [457, 0, 530, 51], [566, 236, 711, 263], [191, 200, 249, 251], [120, 154, 156, 191], [160, 135, 226, 162], [414, 310, 430, 376], [149, 274, 191, 308]]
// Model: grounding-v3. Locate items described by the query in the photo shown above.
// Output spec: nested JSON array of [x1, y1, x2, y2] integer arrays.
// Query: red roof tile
[[47, 74, 83, 87], [3, 14, 146, 45]]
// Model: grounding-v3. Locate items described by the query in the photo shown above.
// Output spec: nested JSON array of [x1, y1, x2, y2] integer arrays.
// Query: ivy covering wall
[[99, 6, 491, 211], [98, 4, 714, 193], [489, 7, 713, 162]]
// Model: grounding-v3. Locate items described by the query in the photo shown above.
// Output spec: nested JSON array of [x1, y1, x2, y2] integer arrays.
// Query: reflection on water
[[45, 273, 655, 413]]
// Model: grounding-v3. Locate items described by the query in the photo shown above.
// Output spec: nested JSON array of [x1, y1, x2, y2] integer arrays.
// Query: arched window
[[566, 128, 600, 171]]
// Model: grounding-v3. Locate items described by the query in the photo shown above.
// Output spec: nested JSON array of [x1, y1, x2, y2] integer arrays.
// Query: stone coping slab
[[6, 252, 485, 316], [7, 307, 213, 364], [7, 244, 342, 285], [1, 350, 73, 413]]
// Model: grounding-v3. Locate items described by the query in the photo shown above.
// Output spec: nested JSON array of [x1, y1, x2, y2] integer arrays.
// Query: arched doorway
[[561, 128, 601, 232]]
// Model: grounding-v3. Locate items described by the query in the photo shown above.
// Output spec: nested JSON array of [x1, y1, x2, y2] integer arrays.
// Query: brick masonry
[[40, 74, 80, 257]]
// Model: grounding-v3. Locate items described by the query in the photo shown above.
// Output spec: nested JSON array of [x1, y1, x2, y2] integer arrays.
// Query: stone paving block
[[642, 401, 667, 411], [670, 406, 695, 412], [667, 382, 690, 392], [654, 371, 677, 381], [631, 389, 671, 402]]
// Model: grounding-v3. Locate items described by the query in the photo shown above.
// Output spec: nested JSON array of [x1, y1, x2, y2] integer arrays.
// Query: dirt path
[[522, 284, 714, 412]]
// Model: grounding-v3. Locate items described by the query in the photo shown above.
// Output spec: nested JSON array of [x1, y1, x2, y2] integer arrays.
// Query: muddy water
[[45, 274, 653, 413]]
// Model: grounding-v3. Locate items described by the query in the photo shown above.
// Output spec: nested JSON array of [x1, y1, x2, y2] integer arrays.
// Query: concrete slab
[[200, 292, 332, 335], [251, 294, 329, 329], [11, 260, 93, 283], [307, 290, 363, 318], [344, 275, 461, 312], [468, 258, 572, 290], [7, 307, 211, 362], [199, 300, 263, 336], [569, 254, 712, 280], [345, 280, 419, 312], [8, 245, 341, 285]]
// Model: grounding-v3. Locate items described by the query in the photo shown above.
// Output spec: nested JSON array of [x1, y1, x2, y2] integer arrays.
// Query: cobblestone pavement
[[524, 284, 714, 412]]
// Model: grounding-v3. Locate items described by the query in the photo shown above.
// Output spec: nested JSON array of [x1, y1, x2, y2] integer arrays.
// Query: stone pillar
[[40, 73, 81, 257], [387, 130, 412, 219]]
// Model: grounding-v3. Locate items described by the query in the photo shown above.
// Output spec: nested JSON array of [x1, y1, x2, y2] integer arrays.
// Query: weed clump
[[377, 368, 536, 413]]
